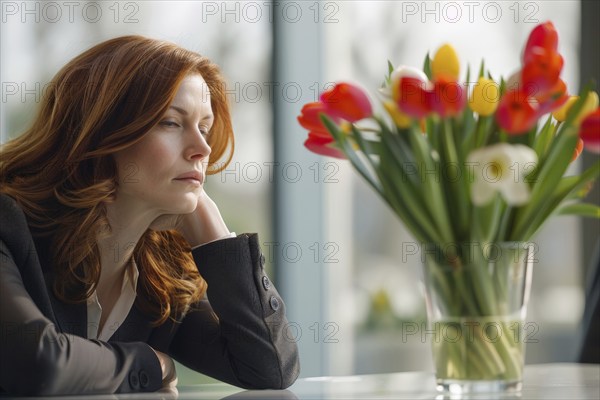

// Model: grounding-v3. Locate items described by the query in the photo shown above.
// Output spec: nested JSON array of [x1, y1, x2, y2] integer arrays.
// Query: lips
[[174, 170, 204, 184]]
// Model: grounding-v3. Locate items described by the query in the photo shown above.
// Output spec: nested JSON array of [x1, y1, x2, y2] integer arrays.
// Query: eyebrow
[[169, 105, 214, 121]]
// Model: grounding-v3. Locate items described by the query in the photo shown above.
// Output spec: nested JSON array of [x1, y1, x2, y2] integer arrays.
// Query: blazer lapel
[[33, 233, 88, 338], [31, 232, 171, 343], [42, 269, 88, 338]]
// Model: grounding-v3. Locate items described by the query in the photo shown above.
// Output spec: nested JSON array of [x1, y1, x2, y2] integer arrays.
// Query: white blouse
[[86, 258, 139, 341]]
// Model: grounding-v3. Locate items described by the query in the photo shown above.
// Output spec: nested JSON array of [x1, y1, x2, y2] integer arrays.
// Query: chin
[[177, 193, 200, 213], [157, 194, 197, 215]]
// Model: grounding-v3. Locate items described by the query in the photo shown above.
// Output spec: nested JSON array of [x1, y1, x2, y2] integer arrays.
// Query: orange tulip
[[430, 76, 466, 117], [320, 83, 372, 122], [304, 134, 346, 159], [297, 102, 338, 139], [496, 89, 538, 134], [572, 138, 584, 162], [579, 108, 600, 153]]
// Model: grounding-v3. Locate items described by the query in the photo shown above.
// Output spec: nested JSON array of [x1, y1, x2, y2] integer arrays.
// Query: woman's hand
[[151, 348, 178, 390], [177, 190, 231, 248], [149, 190, 230, 248]]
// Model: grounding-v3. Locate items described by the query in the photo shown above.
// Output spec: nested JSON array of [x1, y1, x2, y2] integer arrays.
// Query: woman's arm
[[167, 233, 301, 389], [0, 239, 163, 396], [178, 190, 232, 247]]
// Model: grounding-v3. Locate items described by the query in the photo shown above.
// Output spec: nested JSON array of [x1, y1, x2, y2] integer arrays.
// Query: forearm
[[1, 313, 163, 396], [0, 241, 162, 395], [169, 233, 300, 389]]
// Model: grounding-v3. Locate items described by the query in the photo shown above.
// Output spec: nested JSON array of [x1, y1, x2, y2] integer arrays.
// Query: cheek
[[117, 136, 179, 188]]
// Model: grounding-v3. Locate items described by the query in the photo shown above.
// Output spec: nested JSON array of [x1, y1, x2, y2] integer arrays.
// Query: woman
[[0, 36, 300, 396]]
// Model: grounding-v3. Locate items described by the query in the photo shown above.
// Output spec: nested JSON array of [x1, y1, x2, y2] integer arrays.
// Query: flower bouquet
[[297, 21, 599, 393]]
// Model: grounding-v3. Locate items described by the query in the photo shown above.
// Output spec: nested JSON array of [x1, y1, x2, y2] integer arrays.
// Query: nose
[[185, 127, 212, 161]]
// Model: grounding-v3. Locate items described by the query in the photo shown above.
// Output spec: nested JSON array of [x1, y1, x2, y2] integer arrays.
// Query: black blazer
[[0, 193, 300, 396]]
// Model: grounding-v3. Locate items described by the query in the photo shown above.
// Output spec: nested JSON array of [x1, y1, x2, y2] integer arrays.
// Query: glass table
[[4, 363, 599, 399]]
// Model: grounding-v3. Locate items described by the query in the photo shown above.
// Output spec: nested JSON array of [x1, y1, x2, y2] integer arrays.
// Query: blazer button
[[259, 253, 266, 267], [270, 296, 280, 311], [129, 371, 140, 390], [139, 370, 149, 388], [262, 276, 271, 290]]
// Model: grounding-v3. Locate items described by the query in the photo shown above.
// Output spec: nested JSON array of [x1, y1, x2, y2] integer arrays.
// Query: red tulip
[[579, 108, 600, 153], [535, 78, 568, 116], [523, 21, 559, 64], [521, 48, 563, 93], [320, 83, 372, 122], [430, 76, 466, 117], [396, 77, 432, 118], [496, 89, 538, 134], [304, 134, 346, 159], [297, 102, 338, 138]]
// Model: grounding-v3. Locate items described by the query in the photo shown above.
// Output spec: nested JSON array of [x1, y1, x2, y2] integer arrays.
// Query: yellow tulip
[[384, 100, 412, 128], [552, 92, 599, 125], [431, 44, 460, 81], [469, 77, 499, 116], [552, 96, 578, 122], [574, 91, 599, 125]]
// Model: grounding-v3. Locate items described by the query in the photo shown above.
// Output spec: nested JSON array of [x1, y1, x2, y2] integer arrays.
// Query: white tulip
[[391, 65, 429, 83], [379, 65, 430, 98], [466, 143, 538, 206]]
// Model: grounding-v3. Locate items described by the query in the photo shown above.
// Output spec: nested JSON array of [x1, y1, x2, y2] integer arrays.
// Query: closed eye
[[160, 120, 181, 128], [200, 126, 212, 139]]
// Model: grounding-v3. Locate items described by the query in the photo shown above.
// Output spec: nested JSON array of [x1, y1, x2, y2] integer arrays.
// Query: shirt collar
[[123, 257, 140, 293]]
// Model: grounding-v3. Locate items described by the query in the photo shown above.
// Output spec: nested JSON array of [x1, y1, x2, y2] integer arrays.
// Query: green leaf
[[383, 60, 395, 87], [374, 119, 445, 242], [423, 52, 432, 80], [407, 123, 455, 243], [374, 118, 436, 242], [514, 159, 600, 240], [471, 196, 504, 243], [478, 59, 485, 79], [499, 77, 507, 98], [483, 115, 500, 147], [439, 119, 470, 241], [460, 66, 476, 144], [379, 142, 439, 243], [526, 121, 538, 148], [321, 115, 382, 195], [533, 115, 556, 160], [465, 64, 471, 86], [349, 124, 380, 164], [558, 203, 600, 218], [510, 127, 579, 240], [427, 115, 441, 154], [380, 130, 419, 185], [556, 84, 593, 135]]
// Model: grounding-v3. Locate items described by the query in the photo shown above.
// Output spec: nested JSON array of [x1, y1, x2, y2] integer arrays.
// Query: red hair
[[0, 35, 234, 325]]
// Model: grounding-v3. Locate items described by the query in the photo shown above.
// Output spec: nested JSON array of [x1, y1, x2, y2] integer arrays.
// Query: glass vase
[[421, 241, 534, 394]]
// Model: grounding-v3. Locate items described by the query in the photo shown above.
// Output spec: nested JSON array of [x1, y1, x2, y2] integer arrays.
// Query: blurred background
[[1, 0, 598, 384]]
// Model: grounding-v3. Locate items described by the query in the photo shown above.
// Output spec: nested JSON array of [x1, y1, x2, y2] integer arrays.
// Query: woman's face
[[113, 74, 214, 216]]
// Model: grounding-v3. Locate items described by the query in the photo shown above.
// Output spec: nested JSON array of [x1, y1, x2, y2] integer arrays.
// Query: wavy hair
[[0, 35, 234, 325]]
